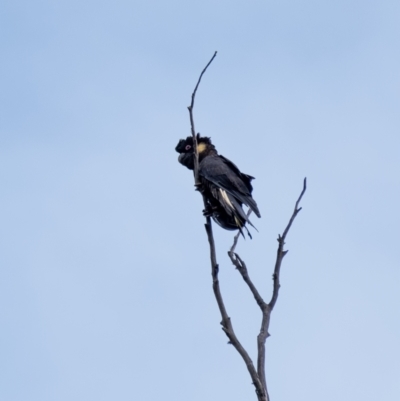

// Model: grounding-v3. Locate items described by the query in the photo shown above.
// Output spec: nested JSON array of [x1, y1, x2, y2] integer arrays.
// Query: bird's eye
[[185, 145, 191, 151]]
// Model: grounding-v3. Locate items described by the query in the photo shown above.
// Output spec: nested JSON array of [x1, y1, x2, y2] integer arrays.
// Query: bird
[[175, 134, 260, 236]]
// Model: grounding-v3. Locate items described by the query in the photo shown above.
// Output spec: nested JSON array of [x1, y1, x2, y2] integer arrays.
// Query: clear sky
[[1, 1, 399, 400]]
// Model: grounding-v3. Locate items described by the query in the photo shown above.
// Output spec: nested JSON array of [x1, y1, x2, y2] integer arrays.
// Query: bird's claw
[[202, 205, 216, 217]]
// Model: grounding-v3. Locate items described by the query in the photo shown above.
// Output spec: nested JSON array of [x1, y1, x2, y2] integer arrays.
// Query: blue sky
[[1, 1, 399, 400]]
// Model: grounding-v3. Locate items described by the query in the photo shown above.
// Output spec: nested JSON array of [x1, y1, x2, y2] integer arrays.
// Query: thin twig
[[228, 252, 266, 309], [230, 209, 252, 254], [189, 51, 218, 112], [188, 51, 217, 185], [230, 230, 241, 254]]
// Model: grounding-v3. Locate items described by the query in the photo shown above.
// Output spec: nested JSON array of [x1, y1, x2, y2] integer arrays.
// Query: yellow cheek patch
[[197, 142, 207, 153]]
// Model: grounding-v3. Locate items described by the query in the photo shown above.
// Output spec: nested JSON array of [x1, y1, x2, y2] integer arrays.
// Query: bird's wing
[[199, 156, 261, 218], [219, 155, 254, 193]]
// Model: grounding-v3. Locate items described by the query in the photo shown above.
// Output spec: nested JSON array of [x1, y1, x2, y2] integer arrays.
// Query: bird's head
[[175, 134, 216, 170]]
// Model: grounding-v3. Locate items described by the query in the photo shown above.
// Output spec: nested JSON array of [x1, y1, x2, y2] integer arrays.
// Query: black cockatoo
[[175, 134, 260, 236]]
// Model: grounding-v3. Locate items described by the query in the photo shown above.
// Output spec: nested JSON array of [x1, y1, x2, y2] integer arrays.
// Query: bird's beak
[[178, 153, 185, 163]]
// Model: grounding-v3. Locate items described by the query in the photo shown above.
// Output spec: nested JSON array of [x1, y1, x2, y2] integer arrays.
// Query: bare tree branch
[[269, 177, 307, 310], [228, 179, 307, 400], [205, 223, 265, 400], [228, 240, 270, 399], [187, 53, 267, 401]]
